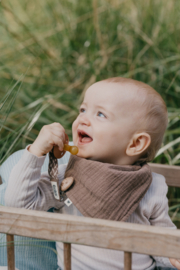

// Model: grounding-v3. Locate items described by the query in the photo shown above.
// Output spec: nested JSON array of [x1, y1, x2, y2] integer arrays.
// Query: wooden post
[[64, 243, 71, 270], [124, 251, 132, 270], [6, 234, 15, 270]]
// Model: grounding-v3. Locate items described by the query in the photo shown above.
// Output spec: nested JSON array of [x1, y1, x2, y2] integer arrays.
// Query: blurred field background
[[0, 0, 180, 224]]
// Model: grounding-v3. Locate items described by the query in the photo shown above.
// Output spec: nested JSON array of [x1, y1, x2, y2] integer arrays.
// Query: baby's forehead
[[84, 81, 147, 120], [85, 81, 141, 105], [88, 80, 139, 93]]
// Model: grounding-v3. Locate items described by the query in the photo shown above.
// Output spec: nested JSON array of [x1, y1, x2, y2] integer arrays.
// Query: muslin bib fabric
[[48, 153, 152, 222]]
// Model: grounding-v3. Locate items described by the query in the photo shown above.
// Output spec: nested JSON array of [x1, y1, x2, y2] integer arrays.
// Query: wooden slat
[[7, 234, 15, 270], [124, 252, 132, 270], [64, 243, 71, 270], [1, 206, 180, 259], [149, 163, 180, 187]]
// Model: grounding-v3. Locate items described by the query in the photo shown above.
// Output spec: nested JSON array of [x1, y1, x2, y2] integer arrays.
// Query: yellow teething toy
[[63, 144, 79, 155]]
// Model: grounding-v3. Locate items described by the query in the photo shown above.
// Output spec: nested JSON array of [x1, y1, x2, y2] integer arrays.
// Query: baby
[[5, 77, 179, 269]]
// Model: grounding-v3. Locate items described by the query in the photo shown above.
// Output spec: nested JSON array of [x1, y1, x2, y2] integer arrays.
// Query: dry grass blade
[[156, 137, 180, 158]]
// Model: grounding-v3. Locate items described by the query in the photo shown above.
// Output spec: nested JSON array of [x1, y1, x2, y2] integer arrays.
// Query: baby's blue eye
[[97, 111, 106, 118]]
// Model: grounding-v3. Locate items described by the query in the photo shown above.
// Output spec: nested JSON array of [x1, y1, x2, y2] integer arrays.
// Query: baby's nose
[[79, 114, 91, 126]]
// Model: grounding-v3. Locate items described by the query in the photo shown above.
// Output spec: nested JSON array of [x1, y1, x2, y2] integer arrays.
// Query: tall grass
[[0, 0, 180, 223]]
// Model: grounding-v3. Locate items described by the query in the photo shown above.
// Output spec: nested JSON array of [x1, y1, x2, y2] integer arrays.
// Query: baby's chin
[[76, 150, 96, 160], [76, 152, 104, 163], [76, 152, 90, 159], [75, 146, 104, 162]]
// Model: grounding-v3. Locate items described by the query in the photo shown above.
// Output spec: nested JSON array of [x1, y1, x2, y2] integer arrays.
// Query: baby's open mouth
[[78, 130, 93, 143]]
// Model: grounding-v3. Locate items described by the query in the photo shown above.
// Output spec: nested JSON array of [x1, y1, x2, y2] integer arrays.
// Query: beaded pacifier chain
[[48, 136, 78, 206]]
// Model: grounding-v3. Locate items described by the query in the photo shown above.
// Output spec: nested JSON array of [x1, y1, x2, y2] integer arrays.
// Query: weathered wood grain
[[6, 234, 15, 270], [149, 163, 180, 187], [64, 243, 71, 270], [0, 206, 180, 259], [124, 252, 132, 270]]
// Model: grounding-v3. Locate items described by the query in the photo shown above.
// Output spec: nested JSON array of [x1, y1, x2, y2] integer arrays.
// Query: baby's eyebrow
[[97, 105, 106, 111], [80, 102, 87, 107]]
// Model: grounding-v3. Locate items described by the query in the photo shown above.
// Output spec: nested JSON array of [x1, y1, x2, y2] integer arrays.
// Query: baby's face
[[72, 81, 140, 165]]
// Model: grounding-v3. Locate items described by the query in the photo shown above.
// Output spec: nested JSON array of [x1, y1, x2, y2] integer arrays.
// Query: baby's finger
[[51, 128, 66, 143], [49, 124, 66, 141], [170, 258, 180, 269], [50, 134, 65, 151], [49, 122, 65, 133], [174, 260, 180, 269]]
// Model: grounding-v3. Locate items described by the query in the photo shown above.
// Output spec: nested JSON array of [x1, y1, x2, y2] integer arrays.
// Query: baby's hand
[[169, 258, 180, 269], [29, 123, 66, 157]]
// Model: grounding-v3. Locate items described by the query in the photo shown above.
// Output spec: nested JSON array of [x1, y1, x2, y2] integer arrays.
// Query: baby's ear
[[126, 133, 151, 157]]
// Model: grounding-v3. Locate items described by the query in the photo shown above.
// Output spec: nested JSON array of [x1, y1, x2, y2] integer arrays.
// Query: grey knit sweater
[[5, 148, 176, 270]]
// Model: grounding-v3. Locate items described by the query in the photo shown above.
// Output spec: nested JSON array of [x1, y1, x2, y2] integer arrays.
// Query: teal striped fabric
[[0, 147, 71, 270]]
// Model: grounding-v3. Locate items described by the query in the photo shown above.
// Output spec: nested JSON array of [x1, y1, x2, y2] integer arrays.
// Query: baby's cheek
[[72, 120, 78, 140]]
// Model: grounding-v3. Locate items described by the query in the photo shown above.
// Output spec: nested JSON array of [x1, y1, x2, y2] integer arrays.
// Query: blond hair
[[103, 77, 168, 162]]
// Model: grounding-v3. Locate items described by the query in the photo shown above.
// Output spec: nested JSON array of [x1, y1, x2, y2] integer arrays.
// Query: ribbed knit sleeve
[[126, 172, 176, 268], [5, 147, 66, 211], [149, 173, 175, 228], [149, 173, 176, 268]]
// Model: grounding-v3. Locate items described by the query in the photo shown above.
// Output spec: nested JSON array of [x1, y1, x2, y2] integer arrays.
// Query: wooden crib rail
[[1, 206, 180, 270], [149, 163, 180, 187], [1, 163, 180, 270]]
